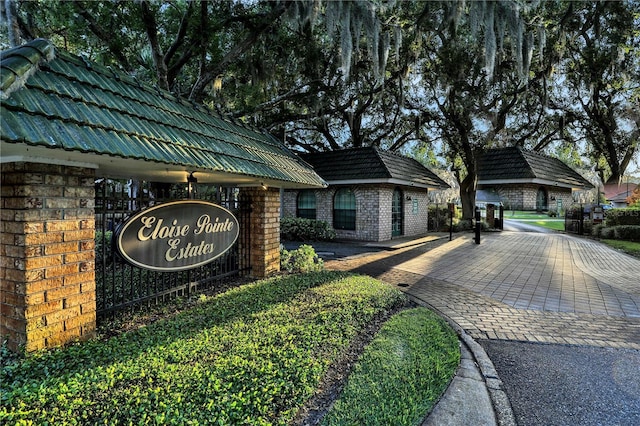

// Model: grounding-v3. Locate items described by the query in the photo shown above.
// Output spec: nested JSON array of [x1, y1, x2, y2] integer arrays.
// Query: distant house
[[604, 181, 638, 208], [477, 147, 593, 211], [282, 147, 449, 241]]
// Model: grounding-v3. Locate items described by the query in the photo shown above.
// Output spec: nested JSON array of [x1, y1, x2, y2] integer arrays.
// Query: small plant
[[281, 244, 324, 273]]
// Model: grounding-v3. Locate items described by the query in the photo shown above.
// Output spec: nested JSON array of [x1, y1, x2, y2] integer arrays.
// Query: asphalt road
[[481, 340, 640, 426], [486, 222, 640, 425]]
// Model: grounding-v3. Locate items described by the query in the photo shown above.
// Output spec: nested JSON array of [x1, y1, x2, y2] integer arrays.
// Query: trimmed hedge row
[[593, 225, 640, 242], [281, 217, 336, 241], [605, 207, 640, 226]]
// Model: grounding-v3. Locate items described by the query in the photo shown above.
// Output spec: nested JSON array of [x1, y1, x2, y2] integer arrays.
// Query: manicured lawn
[[0, 271, 459, 425], [504, 210, 565, 231], [322, 308, 459, 426], [504, 210, 552, 220], [525, 219, 566, 231], [601, 239, 640, 258]]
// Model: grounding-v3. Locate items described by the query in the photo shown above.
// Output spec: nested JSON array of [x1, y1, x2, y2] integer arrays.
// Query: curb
[[408, 294, 517, 426]]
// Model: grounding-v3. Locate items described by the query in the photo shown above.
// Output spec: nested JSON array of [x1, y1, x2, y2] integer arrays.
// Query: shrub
[[281, 217, 336, 241], [547, 208, 558, 217], [612, 225, 640, 242], [600, 227, 616, 239], [605, 208, 640, 226], [427, 206, 451, 231], [592, 224, 606, 238], [449, 218, 472, 232], [0, 272, 408, 425], [582, 219, 593, 235], [95, 230, 113, 264], [281, 244, 325, 273]]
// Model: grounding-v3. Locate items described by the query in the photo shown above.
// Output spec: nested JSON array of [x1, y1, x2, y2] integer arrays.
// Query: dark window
[[392, 188, 403, 237], [333, 188, 356, 230], [297, 190, 316, 219]]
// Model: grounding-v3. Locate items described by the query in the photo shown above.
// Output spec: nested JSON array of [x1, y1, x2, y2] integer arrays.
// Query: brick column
[[240, 187, 280, 278], [486, 204, 495, 228], [1, 162, 96, 352]]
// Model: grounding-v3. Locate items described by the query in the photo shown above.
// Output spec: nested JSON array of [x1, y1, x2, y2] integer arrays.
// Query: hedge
[[592, 225, 640, 242], [281, 217, 336, 241], [605, 208, 640, 226]]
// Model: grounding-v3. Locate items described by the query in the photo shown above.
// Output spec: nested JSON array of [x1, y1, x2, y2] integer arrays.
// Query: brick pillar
[[486, 204, 495, 228], [240, 187, 280, 278], [1, 162, 96, 352]]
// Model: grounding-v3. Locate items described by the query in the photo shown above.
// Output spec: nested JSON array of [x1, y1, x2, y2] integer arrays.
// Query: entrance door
[[392, 188, 403, 237], [536, 187, 548, 211]]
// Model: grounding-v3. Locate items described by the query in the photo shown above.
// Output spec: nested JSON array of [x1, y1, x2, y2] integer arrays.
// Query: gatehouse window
[[333, 188, 356, 230], [297, 190, 316, 219]]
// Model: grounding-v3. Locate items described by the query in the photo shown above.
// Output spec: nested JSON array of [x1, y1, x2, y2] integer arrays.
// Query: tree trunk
[[3, 0, 21, 47], [459, 172, 477, 221]]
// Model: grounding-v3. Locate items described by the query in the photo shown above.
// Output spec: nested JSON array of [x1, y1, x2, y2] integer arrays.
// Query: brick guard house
[[0, 39, 326, 352], [283, 147, 450, 241], [477, 147, 593, 212]]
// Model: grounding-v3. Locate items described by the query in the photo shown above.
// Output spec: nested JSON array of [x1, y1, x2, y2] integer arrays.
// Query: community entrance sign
[[115, 200, 239, 271]]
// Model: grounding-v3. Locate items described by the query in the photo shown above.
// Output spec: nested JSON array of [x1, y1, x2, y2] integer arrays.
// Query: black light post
[[474, 206, 481, 244]]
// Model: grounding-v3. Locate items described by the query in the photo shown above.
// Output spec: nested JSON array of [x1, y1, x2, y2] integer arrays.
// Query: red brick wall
[[1, 162, 96, 352]]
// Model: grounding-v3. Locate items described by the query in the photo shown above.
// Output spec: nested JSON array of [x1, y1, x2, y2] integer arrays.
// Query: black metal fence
[[95, 179, 251, 319], [564, 207, 585, 235]]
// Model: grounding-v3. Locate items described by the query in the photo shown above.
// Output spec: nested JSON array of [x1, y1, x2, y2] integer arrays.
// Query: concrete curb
[[459, 333, 517, 426], [409, 295, 517, 426]]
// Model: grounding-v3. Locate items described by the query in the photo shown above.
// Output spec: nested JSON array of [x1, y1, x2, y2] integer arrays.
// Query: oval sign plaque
[[115, 200, 240, 272]]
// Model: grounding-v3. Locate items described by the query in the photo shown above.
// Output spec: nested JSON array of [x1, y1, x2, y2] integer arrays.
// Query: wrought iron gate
[[95, 179, 251, 319]]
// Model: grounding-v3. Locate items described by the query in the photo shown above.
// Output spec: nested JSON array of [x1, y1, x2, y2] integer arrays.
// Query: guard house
[[0, 39, 326, 352], [283, 147, 449, 241], [477, 147, 593, 212]]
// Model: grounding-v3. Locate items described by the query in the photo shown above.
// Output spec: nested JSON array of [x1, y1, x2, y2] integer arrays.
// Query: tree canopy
[[2, 0, 638, 218]]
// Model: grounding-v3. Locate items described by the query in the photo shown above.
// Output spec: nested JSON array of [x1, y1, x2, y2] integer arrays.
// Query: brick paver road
[[326, 231, 640, 350]]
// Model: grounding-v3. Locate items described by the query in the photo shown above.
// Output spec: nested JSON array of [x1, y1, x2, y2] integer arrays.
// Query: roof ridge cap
[[372, 146, 396, 179], [1, 38, 55, 100]]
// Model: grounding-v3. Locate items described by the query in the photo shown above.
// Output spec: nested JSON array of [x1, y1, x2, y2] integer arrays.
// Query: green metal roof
[[0, 39, 326, 188]]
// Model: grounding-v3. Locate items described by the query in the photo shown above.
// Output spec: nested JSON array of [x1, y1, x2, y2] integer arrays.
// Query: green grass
[[525, 220, 566, 231], [322, 308, 460, 426], [505, 210, 551, 220], [0, 271, 458, 425], [504, 210, 565, 231], [601, 239, 640, 258]]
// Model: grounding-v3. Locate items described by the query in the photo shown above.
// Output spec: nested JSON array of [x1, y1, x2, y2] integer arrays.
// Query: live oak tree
[[403, 1, 563, 220], [2, 0, 637, 214], [550, 0, 639, 185]]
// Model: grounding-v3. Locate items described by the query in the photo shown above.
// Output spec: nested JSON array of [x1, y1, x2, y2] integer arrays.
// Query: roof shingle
[[301, 147, 449, 189], [478, 147, 592, 189]]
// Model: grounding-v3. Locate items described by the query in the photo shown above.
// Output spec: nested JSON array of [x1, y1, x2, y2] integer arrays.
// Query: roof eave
[[323, 177, 446, 190], [478, 177, 593, 190], [0, 141, 327, 188]]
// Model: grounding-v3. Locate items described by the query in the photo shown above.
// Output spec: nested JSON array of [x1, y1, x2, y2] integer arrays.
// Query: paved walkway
[[316, 230, 640, 424], [325, 231, 640, 350]]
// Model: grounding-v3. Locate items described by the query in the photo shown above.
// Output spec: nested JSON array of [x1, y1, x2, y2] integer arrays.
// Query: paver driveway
[[326, 231, 640, 350]]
